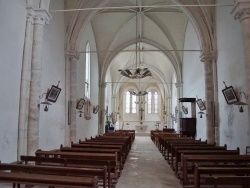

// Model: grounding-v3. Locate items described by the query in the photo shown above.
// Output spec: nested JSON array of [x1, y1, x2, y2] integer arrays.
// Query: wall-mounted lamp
[[39, 93, 52, 112], [78, 110, 84, 117], [234, 92, 248, 113], [197, 111, 205, 118]]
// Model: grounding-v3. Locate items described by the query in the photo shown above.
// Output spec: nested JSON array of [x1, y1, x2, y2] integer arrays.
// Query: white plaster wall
[[216, 0, 249, 153], [0, 0, 26, 162], [39, 0, 66, 150], [182, 21, 206, 140], [76, 23, 99, 140]]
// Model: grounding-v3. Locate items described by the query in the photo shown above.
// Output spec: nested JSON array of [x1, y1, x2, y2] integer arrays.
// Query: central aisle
[[116, 135, 183, 188]]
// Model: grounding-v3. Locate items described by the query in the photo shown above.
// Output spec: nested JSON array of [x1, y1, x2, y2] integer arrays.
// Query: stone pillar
[[27, 8, 51, 155], [175, 83, 183, 133], [99, 82, 107, 135], [201, 52, 216, 144], [64, 51, 79, 145], [232, 0, 250, 144], [17, 7, 34, 158], [67, 51, 80, 143]]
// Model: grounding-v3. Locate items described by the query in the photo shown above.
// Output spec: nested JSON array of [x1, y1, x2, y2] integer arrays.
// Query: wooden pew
[[60, 145, 124, 171], [174, 148, 240, 176], [71, 142, 125, 160], [80, 140, 129, 156], [0, 163, 98, 188], [20, 155, 117, 188], [89, 136, 131, 151], [35, 150, 119, 186], [194, 164, 250, 188], [163, 139, 205, 158], [167, 143, 218, 162], [181, 154, 250, 185], [75, 140, 129, 160]]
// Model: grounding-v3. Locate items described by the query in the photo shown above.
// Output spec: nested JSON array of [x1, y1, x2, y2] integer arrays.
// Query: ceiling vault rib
[[50, 4, 233, 13], [78, 49, 201, 53]]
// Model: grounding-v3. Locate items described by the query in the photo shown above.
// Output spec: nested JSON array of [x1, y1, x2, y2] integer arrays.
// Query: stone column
[[17, 7, 34, 158], [64, 51, 79, 145], [232, 0, 250, 144], [201, 52, 216, 144], [99, 82, 107, 135], [27, 8, 51, 155], [67, 51, 80, 143], [175, 83, 183, 133]]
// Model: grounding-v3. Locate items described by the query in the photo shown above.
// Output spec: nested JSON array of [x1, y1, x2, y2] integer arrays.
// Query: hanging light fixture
[[197, 111, 205, 118], [118, 3, 152, 79], [39, 92, 52, 112], [130, 90, 148, 96], [234, 92, 248, 113]]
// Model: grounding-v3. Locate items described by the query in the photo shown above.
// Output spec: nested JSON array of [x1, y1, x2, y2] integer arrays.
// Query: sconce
[[78, 110, 84, 117], [39, 93, 52, 112], [234, 92, 248, 113], [197, 111, 205, 118]]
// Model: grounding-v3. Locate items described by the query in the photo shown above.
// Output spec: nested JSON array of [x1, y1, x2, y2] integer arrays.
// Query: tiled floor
[[116, 135, 183, 188]]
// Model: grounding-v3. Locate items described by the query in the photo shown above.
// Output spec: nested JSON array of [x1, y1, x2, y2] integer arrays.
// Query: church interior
[[1, 0, 250, 187]]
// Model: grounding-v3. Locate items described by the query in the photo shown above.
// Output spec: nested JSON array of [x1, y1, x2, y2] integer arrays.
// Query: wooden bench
[[0, 171, 98, 188], [60, 145, 124, 171], [175, 148, 240, 176], [35, 150, 119, 185], [20, 155, 117, 188], [80, 140, 129, 156], [165, 140, 210, 161], [194, 164, 250, 188], [181, 154, 250, 185], [170, 145, 226, 169], [162, 139, 205, 158]]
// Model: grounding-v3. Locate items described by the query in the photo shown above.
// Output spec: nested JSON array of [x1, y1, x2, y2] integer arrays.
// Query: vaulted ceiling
[[64, 0, 214, 96]]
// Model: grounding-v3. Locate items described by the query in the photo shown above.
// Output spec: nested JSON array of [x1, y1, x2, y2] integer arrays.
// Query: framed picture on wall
[[181, 106, 188, 114], [196, 99, 206, 111], [46, 85, 61, 103], [76, 98, 85, 110], [222, 86, 239, 104]]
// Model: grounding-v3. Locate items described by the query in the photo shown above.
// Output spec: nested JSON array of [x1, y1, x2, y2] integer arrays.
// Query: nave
[[117, 136, 182, 188]]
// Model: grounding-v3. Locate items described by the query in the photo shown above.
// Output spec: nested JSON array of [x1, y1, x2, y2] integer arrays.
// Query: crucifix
[[139, 107, 144, 122]]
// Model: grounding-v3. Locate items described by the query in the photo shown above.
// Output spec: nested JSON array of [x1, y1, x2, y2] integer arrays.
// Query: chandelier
[[118, 7, 152, 79], [130, 90, 148, 96]]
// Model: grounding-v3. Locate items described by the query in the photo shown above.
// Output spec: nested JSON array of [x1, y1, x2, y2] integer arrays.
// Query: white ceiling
[[64, 0, 206, 95]]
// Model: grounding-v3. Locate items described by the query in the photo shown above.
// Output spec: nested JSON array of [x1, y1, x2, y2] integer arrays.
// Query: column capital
[[99, 82, 107, 88], [26, 7, 35, 23], [232, 0, 250, 21], [65, 50, 80, 62], [200, 51, 217, 63], [32, 8, 52, 25], [175, 83, 183, 88]]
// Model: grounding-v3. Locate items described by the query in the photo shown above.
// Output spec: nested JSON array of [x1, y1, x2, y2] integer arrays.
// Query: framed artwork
[[222, 86, 239, 104], [76, 98, 85, 110], [181, 106, 188, 114], [93, 105, 100, 114], [46, 85, 61, 103], [196, 99, 206, 111]]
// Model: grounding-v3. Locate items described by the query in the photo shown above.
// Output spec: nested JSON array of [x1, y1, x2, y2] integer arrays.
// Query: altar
[[135, 125, 148, 133]]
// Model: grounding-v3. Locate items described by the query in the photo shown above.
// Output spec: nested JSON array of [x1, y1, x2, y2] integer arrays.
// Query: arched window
[[147, 90, 159, 114], [85, 42, 90, 98], [125, 91, 136, 114]]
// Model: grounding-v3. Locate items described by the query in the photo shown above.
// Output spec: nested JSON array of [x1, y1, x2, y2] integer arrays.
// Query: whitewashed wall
[[39, 0, 66, 150], [182, 21, 206, 140], [0, 0, 26, 162], [76, 23, 99, 140], [216, 0, 249, 153]]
